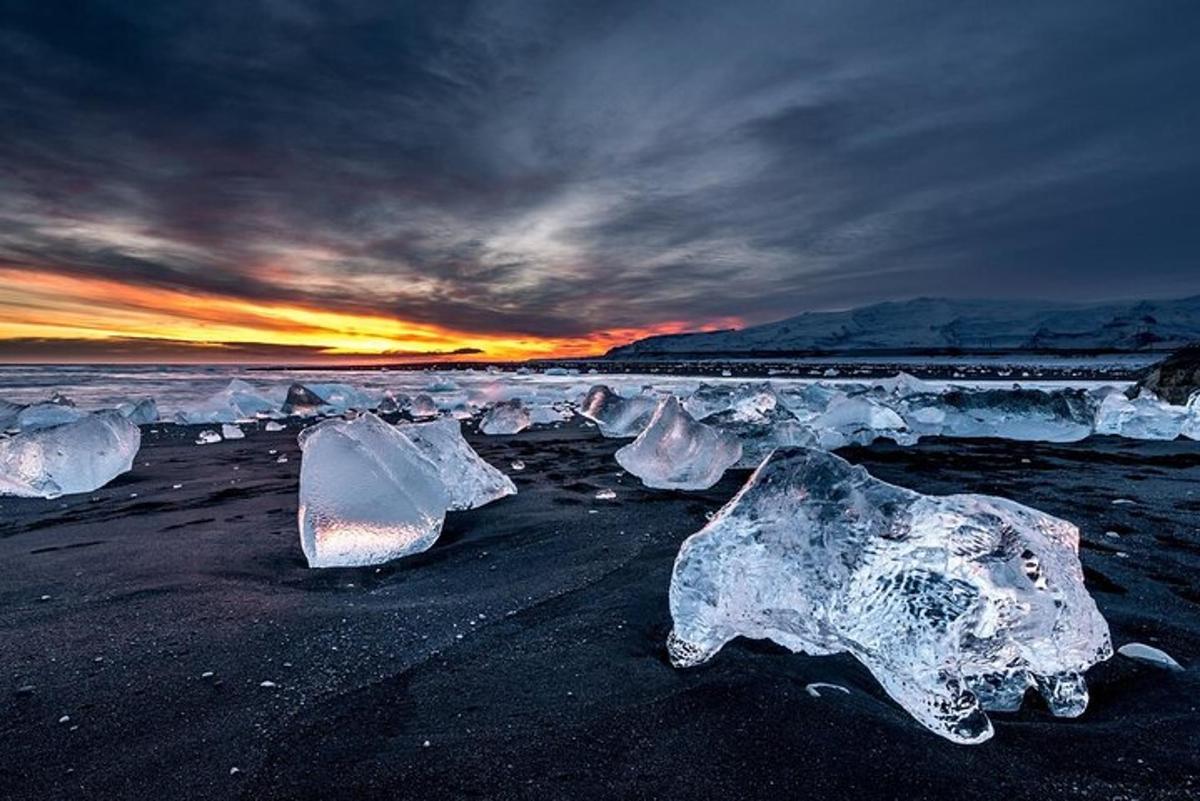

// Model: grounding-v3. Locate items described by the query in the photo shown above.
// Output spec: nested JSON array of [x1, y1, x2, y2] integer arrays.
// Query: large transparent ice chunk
[[579, 385, 658, 437], [0, 411, 141, 498], [667, 447, 1112, 744], [479, 400, 531, 435], [297, 413, 449, 568], [615, 397, 742, 490], [15, 400, 87, 432], [117, 398, 159, 425], [396, 417, 516, 510]]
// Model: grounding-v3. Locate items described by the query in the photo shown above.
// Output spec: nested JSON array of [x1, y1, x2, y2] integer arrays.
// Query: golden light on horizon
[[0, 267, 740, 363]]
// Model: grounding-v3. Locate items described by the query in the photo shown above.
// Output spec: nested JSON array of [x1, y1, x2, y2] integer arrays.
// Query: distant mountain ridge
[[606, 296, 1200, 358]]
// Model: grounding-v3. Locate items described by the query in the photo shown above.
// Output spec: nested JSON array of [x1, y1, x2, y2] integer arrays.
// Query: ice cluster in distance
[[298, 413, 449, 567], [667, 447, 1112, 743], [0, 411, 141, 498], [615, 396, 742, 490]]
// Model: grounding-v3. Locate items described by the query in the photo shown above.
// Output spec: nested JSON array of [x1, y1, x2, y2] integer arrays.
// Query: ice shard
[[667, 447, 1112, 744], [479, 400, 531, 435], [615, 396, 742, 490], [579, 385, 658, 437], [0, 411, 141, 498], [396, 417, 516, 510], [297, 413, 449, 568]]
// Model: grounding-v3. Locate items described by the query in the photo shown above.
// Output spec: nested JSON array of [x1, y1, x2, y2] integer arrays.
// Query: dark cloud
[[1, 0, 1198, 342]]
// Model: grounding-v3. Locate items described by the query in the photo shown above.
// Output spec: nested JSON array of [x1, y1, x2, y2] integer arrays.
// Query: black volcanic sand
[[1, 420, 1198, 800]]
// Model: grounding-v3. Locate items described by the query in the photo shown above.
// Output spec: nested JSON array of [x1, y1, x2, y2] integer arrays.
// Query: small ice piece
[[1094, 392, 1187, 440], [616, 397, 742, 490], [0, 411, 141, 498], [177, 379, 277, 423], [510, 460, 526, 471], [805, 683, 851, 698], [264, 421, 285, 432], [408, 394, 439, 419], [297, 413, 449, 567], [221, 423, 245, 440], [396, 417, 515, 510], [595, 488, 617, 500], [579, 385, 658, 438], [479, 400, 531, 435], [1117, 642, 1183, 670], [667, 447, 1112, 744], [116, 398, 159, 425], [1182, 392, 1200, 441], [195, 430, 222, 445]]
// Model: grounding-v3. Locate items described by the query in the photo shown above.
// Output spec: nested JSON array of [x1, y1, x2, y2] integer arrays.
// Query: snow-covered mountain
[[607, 297, 1200, 358]]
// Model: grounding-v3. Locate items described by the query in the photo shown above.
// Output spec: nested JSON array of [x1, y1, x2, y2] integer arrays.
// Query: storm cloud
[[2, 0, 1198, 344]]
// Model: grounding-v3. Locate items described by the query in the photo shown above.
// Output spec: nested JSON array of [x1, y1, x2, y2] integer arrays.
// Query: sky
[[1, 0, 1198, 363]]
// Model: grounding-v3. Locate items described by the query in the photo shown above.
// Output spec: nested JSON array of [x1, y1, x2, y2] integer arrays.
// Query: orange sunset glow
[[0, 267, 741, 363]]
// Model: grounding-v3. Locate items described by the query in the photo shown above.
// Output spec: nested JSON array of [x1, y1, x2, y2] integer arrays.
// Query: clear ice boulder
[[615, 396, 742, 490], [667, 447, 1112, 744], [297, 413, 449, 568]]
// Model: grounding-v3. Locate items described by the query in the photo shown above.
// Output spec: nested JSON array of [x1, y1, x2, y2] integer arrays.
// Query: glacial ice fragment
[[906, 388, 1095, 442], [615, 397, 742, 490], [117, 398, 159, 425], [177, 379, 277, 423], [396, 417, 515, 510], [1094, 392, 1186, 440], [281, 383, 373, 415], [0, 411, 141, 498], [811, 395, 914, 447], [579, 385, 658, 437], [195, 430, 222, 445], [408, 394, 439, 419], [221, 423, 245, 440], [16, 398, 86, 432], [297, 413, 449, 567], [479, 400, 531, 435], [667, 447, 1112, 744], [1117, 642, 1183, 670]]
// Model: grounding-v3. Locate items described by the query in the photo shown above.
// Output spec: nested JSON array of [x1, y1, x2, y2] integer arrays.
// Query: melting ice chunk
[[0, 411, 141, 498], [579, 385, 658, 438], [195, 430, 222, 445], [396, 417, 515, 510], [616, 397, 742, 490], [16, 399, 87, 432], [667, 447, 1112, 744], [907, 388, 1095, 442], [479, 400, 531, 435], [297, 413, 449, 567], [221, 423, 245, 440]]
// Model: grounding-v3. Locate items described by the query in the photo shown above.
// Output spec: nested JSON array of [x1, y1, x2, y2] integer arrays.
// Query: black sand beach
[[2, 421, 1198, 800]]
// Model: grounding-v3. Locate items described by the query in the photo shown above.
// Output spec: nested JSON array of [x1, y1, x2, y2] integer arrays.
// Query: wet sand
[[1, 420, 1198, 800]]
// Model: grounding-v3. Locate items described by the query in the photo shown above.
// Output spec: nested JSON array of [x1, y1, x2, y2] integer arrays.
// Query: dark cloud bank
[[1, 0, 1198, 341]]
